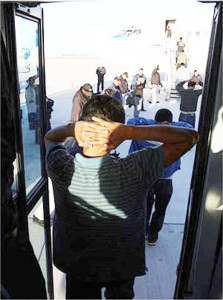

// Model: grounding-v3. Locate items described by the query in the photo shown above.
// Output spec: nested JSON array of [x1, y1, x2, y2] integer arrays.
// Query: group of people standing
[[70, 41, 203, 137], [71, 66, 146, 122], [96, 65, 162, 118]]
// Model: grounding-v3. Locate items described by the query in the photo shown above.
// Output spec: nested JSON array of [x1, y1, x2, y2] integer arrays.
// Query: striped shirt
[[46, 143, 164, 282]]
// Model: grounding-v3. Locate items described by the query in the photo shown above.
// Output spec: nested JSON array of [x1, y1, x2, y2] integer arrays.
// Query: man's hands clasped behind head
[[75, 117, 124, 153]]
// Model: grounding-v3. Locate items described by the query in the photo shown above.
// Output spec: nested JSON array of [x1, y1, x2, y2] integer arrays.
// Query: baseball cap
[[114, 76, 121, 81], [82, 83, 93, 92]]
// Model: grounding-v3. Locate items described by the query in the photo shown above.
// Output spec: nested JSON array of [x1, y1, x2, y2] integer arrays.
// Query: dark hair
[[155, 109, 173, 123], [188, 81, 196, 88], [82, 83, 93, 92], [82, 94, 125, 124]]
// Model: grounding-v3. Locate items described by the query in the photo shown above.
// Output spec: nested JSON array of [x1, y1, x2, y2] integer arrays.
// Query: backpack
[[126, 91, 136, 107]]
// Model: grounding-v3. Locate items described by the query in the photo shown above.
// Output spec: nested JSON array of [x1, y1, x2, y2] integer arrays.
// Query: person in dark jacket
[[66, 83, 93, 155], [96, 65, 106, 93], [176, 80, 203, 127], [149, 65, 163, 104], [128, 109, 193, 246], [131, 68, 147, 111], [119, 72, 129, 95], [131, 68, 146, 90], [70, 83, 93, 122], [133, 75, 145, 117], [190, 70, 203, 86], [108, 76, 123, 105]]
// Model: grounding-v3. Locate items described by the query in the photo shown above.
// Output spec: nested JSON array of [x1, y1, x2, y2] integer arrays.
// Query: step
[[170, 94, 180, 99], [170, 91, 180, 96]]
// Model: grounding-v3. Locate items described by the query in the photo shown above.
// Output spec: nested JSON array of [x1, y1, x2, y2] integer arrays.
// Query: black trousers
[[97, 77, 104, 93], [146, 179, 173, 235], [140, 98, 145, 110], [66, 275, 135, 299]]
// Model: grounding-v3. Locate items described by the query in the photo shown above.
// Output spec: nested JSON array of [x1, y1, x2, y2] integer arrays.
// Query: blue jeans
[[134, 96, 141, 117], [146, 179, 173, 236], [179, 112, 195, 128]]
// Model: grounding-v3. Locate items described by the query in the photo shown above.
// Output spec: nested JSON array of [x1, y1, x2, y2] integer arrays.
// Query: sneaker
[[147, 233, 158, 246]]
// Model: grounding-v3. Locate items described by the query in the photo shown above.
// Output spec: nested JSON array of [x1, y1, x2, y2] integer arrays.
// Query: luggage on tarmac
[[126, 91, 136, 108]]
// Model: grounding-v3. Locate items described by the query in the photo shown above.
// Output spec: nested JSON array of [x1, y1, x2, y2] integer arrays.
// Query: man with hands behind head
[[45, 94, 198, 300]]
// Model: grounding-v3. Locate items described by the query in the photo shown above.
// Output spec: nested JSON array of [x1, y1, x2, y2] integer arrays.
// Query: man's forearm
[[176, 81, 185, 92], [45, 120, 112, 151], [44, 123, 75, 148], [121, 124, 198, 166], [124, 124, 198, 144]]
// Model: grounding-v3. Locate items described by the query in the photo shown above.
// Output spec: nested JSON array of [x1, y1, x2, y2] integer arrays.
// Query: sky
[[41, 0, 215, 56]]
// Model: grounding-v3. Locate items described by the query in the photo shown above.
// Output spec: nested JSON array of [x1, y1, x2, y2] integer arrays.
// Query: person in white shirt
[[175, 63, 189, 85], [176, 50, 188, 69]]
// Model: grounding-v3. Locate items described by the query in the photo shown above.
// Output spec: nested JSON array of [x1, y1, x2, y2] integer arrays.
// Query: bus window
[[15, 16, 41, 194]]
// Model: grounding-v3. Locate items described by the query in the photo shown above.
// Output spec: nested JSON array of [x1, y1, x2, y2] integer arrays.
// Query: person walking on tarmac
[[127, 109, 193, 246], [149, 65, 163, 104], [96, 64, 106, 93], [70, 83, 93, 122], [131, 68, 147, 111]]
